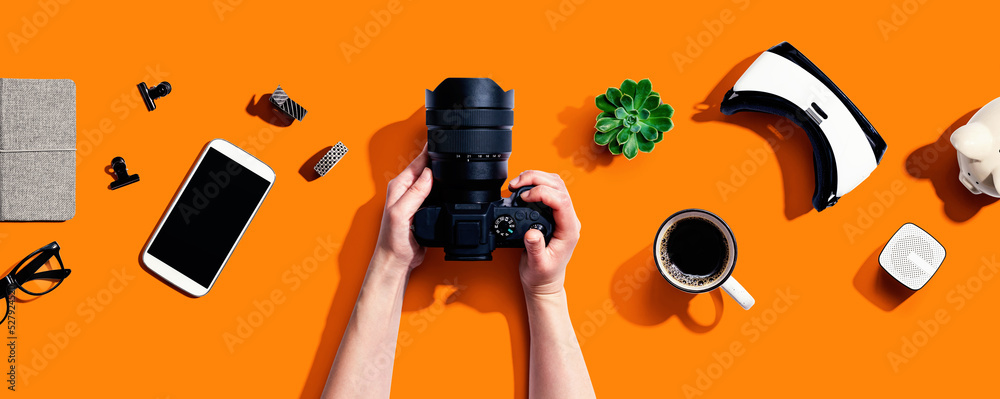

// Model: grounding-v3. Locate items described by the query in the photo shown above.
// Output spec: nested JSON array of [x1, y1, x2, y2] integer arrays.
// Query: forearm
[[525, 289, 596, 399], [323, 251, 410, 399]]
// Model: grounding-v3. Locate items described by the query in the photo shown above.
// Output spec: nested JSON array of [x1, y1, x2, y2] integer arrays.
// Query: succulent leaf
[[645, 117, 673, 132], [638, 109, 650, 120], [596, 111, 614, 120], [596, 118, 622, 132], [615, 107, 628, 119], [639, 123, 658, 141], [616, 128, 631, 145], [649, 103, 674, 118], [637, 134, 655, 153], [629, 124, 640, 133], [608, 139, 623, 155], [621, 94, 634, 111], [607, 88, 623, 107], [634, 79, 652, 107], [596, 94, 617, 113], [641, 94, 661, 111], [623, 135, 639, 159], [594, 128, 618, 145], [653, 131, 664, 143], [620, 79, 637, 98]]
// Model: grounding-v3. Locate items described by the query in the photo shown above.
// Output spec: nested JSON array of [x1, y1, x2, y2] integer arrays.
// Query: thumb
[[523, 229, 547, 260], [393, 168, 433, 216]]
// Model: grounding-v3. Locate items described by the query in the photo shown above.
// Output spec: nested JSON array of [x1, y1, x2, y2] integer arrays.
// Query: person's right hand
[[509, 171, 582, 298], [372, 144, 433, 271]]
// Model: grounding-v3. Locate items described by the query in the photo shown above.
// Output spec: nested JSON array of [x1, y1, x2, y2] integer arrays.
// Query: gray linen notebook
[[0, 78, 76, 221]]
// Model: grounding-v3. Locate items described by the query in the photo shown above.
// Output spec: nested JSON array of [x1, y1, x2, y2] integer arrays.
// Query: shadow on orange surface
[[553, 97, 615, 172], [610, 246, 723, 333], [692, 53, 815, 221], [246, 93, 294, 127], [299, 145, 333, 182], [905, 108, 997, 222], [853, 244, 914, 311], [299, 108, 531, 397]]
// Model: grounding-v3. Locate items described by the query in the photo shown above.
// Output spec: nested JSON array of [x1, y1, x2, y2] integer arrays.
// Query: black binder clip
[[109, 157, 140, 190], [138, 81, 172, 112], [270, 85, 307, 121]]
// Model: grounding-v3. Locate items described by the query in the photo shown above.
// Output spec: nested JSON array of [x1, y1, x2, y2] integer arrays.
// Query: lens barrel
[[425, 78, 514, 204]]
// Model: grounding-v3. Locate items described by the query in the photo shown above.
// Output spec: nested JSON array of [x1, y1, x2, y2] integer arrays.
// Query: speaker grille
[[879, 223, 945, 290]]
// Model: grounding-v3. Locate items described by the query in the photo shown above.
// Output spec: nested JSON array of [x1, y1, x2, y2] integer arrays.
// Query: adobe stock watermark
[[7, 0, 71, 54], [223, 235, 339, 353], [177, 160, 245, 225], [843, 125, 950, 243], [18, 267, 135, 387], [544, 0, 588, 31], [340, 0, 416, 64], [681, 287, 799, 398], [887, 255, 998, 372], [6, 293, 16, 392], [877, 0, 929, 41], [214, 0, 246, 21], [351, 278, 466, 391], [672, 0, 751, 73], [78, 65, 170, 161]]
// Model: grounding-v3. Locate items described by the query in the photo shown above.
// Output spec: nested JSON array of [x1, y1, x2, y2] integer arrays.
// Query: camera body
[[413, 185, 554, 261], [412, 78, 556, 261]]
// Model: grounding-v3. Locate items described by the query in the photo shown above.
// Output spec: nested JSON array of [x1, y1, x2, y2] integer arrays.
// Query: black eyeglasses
[[2, 242, 71, 324]]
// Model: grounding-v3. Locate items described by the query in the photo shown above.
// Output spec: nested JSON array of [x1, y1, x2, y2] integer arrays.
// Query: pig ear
[[951, 122, 994, 160]]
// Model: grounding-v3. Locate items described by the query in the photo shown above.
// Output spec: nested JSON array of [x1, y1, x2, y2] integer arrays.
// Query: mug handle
[[721, 277, 755, 310]]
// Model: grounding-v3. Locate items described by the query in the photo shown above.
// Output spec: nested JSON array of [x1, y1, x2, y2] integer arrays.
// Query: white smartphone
[[142, 139, 275, 297]]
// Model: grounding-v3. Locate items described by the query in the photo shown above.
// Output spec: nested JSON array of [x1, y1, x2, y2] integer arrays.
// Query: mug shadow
[[246, 93, 294, 127], [691, 53, 816, 220], [552, 96, 616, 171], [609, 246, 724, 333], [299, 107, 531, 398], [853, 245, 914, 311], [905, 108, 997, 222]]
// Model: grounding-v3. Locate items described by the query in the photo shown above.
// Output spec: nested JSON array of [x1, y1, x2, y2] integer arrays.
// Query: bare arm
[[323, 146, 432, 399], [511, 171, 597, 399]]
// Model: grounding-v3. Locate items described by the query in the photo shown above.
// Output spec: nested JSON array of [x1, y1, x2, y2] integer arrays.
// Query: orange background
[[2, 0, 997, 397]]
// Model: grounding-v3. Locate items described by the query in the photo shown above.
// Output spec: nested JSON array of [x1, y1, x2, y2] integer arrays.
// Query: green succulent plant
[[593, 79, 674, 160]]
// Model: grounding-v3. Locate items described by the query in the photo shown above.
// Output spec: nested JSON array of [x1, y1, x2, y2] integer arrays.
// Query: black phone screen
[[147, 148, 271, 287]]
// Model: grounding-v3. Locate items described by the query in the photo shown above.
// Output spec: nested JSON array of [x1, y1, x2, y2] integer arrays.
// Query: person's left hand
[[372, 144, 433, 271]]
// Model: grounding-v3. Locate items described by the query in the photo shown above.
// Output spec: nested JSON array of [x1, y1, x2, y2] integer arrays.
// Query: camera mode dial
[[493, 215, 516, 238]]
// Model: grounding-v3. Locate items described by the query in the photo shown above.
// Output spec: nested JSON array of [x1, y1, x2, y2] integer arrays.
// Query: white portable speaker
[[878, 223, 946, 290]]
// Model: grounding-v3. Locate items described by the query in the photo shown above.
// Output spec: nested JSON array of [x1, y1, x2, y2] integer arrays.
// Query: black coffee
[[662, 217, 729, 280]]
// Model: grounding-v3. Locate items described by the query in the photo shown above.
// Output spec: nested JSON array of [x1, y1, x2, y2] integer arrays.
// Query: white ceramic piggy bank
[[951, 97, 1000, 197]]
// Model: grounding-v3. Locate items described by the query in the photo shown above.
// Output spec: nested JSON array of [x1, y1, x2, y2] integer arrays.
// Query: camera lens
[[425, 78, 514, 204]]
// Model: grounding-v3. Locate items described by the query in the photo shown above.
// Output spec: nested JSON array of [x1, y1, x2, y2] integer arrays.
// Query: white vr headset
[[721, 42, 887, 211]]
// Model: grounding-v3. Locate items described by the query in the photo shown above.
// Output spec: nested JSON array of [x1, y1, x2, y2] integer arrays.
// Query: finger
[[519, 185, 581, 250], [387, 144, 429, 205], [523, 228, 548, 260], [509, 170, 567, 192], [391, 167, 433, 220]]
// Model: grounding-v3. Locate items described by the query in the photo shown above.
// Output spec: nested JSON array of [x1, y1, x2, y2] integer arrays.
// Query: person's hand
[[373, 144, 433, 271], [509, 171, 582, 297]]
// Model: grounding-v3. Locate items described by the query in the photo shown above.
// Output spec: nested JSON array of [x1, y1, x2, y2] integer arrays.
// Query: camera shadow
[[853, 245, 914, 311], [299, 107, 532, 398], [552, 96, 616, 172], [609, 246, 724, 333], [691, 53, 816, 221], [905, 108, 997, 222]]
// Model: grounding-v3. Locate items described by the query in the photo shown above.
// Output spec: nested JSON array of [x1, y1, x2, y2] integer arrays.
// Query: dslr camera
[[412, 78, 555, 261]]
